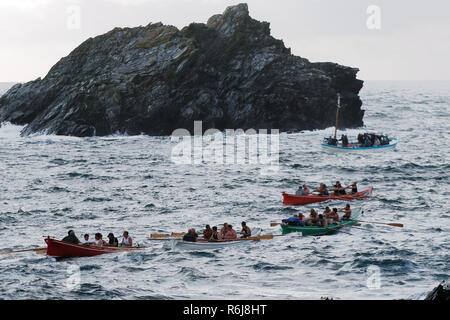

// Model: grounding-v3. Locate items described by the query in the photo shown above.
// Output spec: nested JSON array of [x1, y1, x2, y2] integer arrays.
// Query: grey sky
[[1, 0, 449, 82]]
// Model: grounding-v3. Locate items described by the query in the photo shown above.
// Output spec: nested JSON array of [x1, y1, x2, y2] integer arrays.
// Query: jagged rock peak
[[0, 3, 364, 137]]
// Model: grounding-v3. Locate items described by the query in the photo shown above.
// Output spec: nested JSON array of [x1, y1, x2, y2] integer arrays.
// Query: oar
[[0, 247, 47, 255], [323, 226, 352, 235], [171, 232, 184, 237], [335, 223, 372, 231], [150, 232, 186, 238], [349, 219, 403, 227], [150, 233, 171, 238], [270, 222, 281, 227], [202, 234, 274, 242]]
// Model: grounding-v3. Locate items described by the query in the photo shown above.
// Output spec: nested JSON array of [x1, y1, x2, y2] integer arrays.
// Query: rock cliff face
[[0, 3, 364, 137]]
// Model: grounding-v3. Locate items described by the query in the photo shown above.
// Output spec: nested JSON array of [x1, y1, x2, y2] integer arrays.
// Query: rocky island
[[0, 3, 364, 137]]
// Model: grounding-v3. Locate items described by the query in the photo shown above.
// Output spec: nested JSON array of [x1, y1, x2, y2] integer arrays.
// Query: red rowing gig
[[282, 186, 373, 205], [44, 237, 140, 258]]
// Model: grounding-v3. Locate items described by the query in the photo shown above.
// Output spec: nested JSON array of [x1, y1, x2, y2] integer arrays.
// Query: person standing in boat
[[357, 134, 364, 145], [340, 134, 349, 147], [105, 233, 118, 247], [183, 228, 198, 242], [120, 231, 133, 247], [62, 230, 80, 244], [340, 204, 352, 221], [323, 207, 333, 224], [224, 225, 237, 239], [240, 221, 251, 238]]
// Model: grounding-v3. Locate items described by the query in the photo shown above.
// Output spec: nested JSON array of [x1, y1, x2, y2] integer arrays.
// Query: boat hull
[[282, 186, 373, 206], [321, 138, 397, 151], [44, 238, 139, 258], [281, 211, 362, 236], [169, 228, 262, 250], [170, 239, 253, 250], [280, 210, 362, 236]]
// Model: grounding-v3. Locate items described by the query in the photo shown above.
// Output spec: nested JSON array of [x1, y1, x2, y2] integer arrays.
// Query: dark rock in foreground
[[424, 280, 450, 300], [0, 3, 364, 137]]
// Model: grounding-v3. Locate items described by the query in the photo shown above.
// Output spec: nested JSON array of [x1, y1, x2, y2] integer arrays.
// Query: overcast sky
[[1, 0, 449, 82]]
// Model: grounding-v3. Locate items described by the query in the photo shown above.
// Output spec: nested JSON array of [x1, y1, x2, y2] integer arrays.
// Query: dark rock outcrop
[[424, 281, 450, 301], [0, 3, 364, 137]]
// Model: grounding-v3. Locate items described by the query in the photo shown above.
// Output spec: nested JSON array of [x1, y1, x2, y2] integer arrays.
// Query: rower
[[80, 234, 92, 245], [333, 181, 346, 195], [317, 214, 328, 227], [183, 228, 198, 242], [340, 204, 352, 221], [203, 225, 213, 240], [295, 185, 306, 195], [329, 208, 340, 224], [283, 214, 305, 226], [62, 230, 80, 244], [340, 134, 349, 147], [240, 221, 251, 238], [93, 233, 106, 247], [304, 209, 319, 226], [209, 226, 221, 241], [345, 182, 358, 194], [120, 231, 133, 247], [314, 183, 329, 196], [105, 233, 118, 247], [224, 225, 237, 239], [302, 184, 311, 195], [220, 223, 228, 239]]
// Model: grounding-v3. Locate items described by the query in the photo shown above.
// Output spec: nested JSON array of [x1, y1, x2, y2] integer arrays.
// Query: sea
[[0, 80, 448, 300]]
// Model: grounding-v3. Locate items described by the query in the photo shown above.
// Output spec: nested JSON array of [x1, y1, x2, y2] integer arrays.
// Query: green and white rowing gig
[[281, 210, 362, 236]]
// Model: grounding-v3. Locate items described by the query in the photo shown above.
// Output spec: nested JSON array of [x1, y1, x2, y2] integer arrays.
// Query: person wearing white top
[[121, 231, 132, 247], [93, 233, 106, 247], [80, 234, 93, 245]]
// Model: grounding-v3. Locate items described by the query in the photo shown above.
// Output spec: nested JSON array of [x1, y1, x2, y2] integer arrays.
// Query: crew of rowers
[[295, 181, 358, 196], [61, 230, 133, 247], [183, 221, 251, 242], [282, 204, 353, 227], [326, 133, 389, 147]]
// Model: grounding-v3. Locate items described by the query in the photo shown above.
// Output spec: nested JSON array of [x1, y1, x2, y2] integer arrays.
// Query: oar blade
[[0, 247, 47, 255], [255, 234, 273, 240], [150, 233, 170, 238], [388, 223, 403, 227], [270, 222, 280, 227], [171, 232, 184, 237]]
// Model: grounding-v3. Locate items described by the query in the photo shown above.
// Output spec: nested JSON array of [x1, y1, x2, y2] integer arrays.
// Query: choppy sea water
[[0, 81, 448, 300]]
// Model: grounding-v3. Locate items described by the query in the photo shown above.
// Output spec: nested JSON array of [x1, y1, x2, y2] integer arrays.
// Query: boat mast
[[334, 93, 341, 139]]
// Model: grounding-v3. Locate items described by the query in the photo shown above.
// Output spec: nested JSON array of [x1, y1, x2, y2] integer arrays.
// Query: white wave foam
[[0, 122, 25, 138]]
